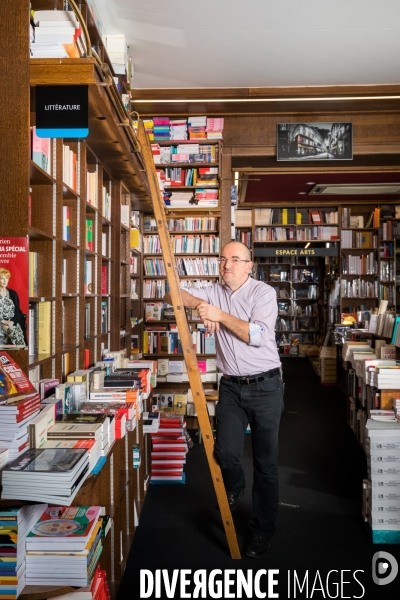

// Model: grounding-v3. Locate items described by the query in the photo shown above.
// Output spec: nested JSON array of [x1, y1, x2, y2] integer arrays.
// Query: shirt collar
[[223, 276, 252, 296]]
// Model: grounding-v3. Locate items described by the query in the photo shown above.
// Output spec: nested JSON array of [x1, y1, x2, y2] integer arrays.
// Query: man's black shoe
[[243, 535, 271, 559], [227, 489, 244, 511]]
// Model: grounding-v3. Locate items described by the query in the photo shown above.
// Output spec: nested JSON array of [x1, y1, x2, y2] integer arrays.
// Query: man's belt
[[223, 367, 281, 386]]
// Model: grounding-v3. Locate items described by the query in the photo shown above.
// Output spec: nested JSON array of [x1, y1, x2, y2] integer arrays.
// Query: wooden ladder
[[137, 120, 241, 559]]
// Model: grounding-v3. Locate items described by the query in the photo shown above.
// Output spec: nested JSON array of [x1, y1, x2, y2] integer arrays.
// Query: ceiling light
[[298, 192, 307, 195], [304, 243, 310, 249], [306, 182, 316, 185], [134, 95, 400, 104]]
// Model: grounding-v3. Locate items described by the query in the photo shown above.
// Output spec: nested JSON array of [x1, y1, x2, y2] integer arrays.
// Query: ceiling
[[93, 0, 400, 89], [242, 172, 400, 204]]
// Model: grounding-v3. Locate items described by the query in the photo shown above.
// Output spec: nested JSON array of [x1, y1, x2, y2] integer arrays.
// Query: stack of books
[[25, 506, 103, 587], [150, 414, 188, 484], [375, 365, 400, 389], [1, 447, 89, 505], [143, 119, 154, 140], [31, 10, 83, 59], [0, 352, 42, 464], [170, 119, 187, 140], [53, 564, 110, 600], [0, 504, 47, 600], [46, 418, 107, 459], [187, 116, 207, 139], [364, 419, 400, 543], [153, 117, 170, 141], [103, 34, 127, 75], [151, 143, 161, 164], [0, 393, 41, 463], [194, 188, 219, 207], [206, 117, 224, 139]]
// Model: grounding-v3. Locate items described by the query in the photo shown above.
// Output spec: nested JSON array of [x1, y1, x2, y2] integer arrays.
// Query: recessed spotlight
[[306, 182, 316, 185], [298, 192, 307, 195]]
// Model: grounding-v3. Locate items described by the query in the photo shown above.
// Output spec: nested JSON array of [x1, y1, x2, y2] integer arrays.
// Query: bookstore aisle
[[117, 358, 400, 600]]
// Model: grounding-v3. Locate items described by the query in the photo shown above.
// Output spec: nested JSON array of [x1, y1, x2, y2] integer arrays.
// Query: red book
[[101, 265, 108, 295], [0, 353, 36, 399]]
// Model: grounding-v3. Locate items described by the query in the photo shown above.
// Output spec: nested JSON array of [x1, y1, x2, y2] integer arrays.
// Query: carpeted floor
[[117, 358, 400, 600]]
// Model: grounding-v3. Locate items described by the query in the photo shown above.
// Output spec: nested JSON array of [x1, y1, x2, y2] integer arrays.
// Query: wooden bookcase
[[0, 1, 153, 598], [234, 203, 399, 354]]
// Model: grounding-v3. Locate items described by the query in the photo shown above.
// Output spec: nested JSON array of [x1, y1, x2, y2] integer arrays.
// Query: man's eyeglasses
[[218, 258, 251, 265]]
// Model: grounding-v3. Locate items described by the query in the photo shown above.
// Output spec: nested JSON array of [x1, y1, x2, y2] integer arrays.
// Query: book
[[0, 352, 37, 399], [26, 506, 101, 552], [47, 422, 103, 440]]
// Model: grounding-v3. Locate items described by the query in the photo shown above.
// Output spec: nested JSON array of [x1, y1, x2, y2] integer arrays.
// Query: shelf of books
[[147, 116, 223, 212], [142, 214, 220, 413], [340, 204, 397, 319], [234, 203, 400, 357], [0, 349, 155, 600], [0, 2, 162, 599]]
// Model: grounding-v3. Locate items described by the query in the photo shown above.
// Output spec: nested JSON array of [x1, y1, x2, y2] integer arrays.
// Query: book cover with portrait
[[0, 237, 29, 349]]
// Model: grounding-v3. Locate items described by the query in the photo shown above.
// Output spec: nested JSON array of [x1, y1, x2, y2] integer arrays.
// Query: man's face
[[219, 243, 252, 290]]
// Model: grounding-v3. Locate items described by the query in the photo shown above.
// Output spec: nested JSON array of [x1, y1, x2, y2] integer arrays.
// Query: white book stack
[[365, 419, 400, 542], [103, 34, 127, 75], [31, 11, 78, 58], [170, 119, 188, 140], [1, 448, 89, 505], [376, 366, 400, 390]]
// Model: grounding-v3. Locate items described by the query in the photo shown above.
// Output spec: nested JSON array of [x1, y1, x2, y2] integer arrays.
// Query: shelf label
[[36, 85, 89, 138], [255, 247, 339, 257]]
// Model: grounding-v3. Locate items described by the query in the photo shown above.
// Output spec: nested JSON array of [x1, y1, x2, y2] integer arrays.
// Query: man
[[164, 241, 284, 558]]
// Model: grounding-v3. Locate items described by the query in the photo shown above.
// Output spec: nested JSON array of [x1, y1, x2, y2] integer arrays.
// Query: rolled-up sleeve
[[248, 285, 278, 347]]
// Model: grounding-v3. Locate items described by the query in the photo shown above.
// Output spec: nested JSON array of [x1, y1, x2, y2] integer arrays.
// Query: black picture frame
[[277, 122, 352, 161]]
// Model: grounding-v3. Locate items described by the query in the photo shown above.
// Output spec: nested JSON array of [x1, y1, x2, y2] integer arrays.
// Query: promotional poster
[[0, 237, 28, 349]]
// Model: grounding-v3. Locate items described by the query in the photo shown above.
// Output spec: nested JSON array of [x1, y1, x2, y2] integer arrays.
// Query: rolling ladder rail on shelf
[[136, 120, 241, 559]]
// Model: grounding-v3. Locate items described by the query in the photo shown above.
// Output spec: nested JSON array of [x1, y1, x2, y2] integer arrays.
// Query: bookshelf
[[142, 213, 220, 361], [0, 2, 154, 598], [340, 204, 397, 316], [151, 139, 221, 211], [255, 256, 320, 357], [234, 203, 400, 353]]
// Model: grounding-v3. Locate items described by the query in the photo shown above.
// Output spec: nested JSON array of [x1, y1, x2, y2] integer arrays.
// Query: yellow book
[[282, 208, 288, 225], [296, 212, 302, 225], [38, 301, 51, 354], [143, 331, 149, 355], [193, 169, 197, 186], [130, 228, 140, 249]]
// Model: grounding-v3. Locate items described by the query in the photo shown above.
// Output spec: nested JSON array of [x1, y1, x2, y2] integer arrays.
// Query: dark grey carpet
[[117, 358, 400, 600]]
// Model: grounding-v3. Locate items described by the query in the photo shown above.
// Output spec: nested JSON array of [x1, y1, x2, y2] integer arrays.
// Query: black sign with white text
[[36, 85, 88, 138]]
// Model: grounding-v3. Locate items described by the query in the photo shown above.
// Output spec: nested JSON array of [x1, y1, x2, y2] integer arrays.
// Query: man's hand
[[202, 318, 220, 334], [196, 301, 223, 325]]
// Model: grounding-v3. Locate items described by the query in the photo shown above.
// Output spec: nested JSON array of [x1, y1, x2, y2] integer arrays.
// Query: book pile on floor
[[363, 419, 400, 543], [25, 506, 103, 587], [1, 447, 89, 505], [318, 346, 337, 384], [0, 504, 47, 600], [150, 414, 188, 484]]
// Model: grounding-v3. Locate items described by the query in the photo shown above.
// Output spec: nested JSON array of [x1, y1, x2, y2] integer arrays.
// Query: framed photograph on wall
[[277, 122, 353, 161]]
